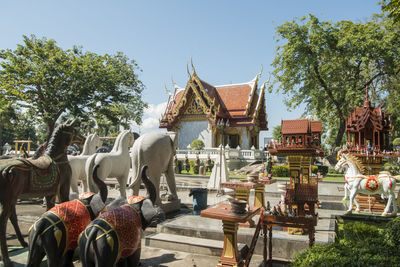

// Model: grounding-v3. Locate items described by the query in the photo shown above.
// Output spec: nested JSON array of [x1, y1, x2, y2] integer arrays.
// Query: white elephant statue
[[128, 131, 178, 205]]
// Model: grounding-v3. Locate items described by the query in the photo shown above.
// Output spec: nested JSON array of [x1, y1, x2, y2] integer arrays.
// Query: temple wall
[[177, 120, 211, 149]]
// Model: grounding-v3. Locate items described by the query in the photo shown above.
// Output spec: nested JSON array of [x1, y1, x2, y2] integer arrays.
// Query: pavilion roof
[[281, 119, 322, 135], [346, 97, 392, 133]]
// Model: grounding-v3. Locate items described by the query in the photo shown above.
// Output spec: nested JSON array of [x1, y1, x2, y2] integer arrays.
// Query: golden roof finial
[[191, 57, 196, 75], [187, 63, 192, 79], [165, 84, 172, 96]]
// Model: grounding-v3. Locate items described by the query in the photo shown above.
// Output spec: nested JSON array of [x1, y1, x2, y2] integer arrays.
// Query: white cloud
[[131, 102, 167, 134]]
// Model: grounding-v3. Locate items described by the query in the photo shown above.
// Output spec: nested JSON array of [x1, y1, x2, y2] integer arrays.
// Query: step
[[145, 232, 249, 258]]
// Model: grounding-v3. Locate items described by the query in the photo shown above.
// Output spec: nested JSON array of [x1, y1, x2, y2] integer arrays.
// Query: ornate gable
[[160, 66, 268, 131]]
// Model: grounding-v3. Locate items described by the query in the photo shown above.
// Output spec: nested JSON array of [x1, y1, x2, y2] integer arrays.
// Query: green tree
[[382, 0, 400, 23], [0, 35, 146, 140], [270, 15, 400, 150], [272, 125, 282, 141], [190, 139, 205, 150], [0, 92, 18, 147]]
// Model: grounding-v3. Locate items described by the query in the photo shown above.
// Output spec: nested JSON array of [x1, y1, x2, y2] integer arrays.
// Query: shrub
[[317, 165, 329, 176], [393, 138, 400, 147], [190, 139, 205, 150], [177, 160, 183, 174], [386, 216, 400, 247], [311, 165, 318, 174], [189, 160, 199, 174], [206, 160, 214, 172], [271, 165, 289, 177], [328, 167, 342, 174], [293, 220, 400, 267]]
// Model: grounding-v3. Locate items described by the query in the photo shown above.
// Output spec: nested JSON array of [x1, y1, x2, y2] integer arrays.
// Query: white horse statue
[[85, 130, 134, 198], [68, 133, 102, 193], [335, 152, 399, 216]]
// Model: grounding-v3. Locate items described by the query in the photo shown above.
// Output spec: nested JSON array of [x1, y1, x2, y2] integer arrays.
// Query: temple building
[[159, 67, 268, 150]]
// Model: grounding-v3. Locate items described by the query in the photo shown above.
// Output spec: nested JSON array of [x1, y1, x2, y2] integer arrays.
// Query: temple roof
[[346, 89, 392, 133], [159, 69, 268, 130], [281, 119, 322, 135]]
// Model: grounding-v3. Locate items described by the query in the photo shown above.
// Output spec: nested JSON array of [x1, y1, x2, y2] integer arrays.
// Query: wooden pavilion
[[269, 119, 323, 186]]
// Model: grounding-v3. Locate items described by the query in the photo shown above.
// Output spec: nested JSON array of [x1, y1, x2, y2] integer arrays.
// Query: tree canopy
[[270, 14, 400, 150], [272, 125, 282, 141], [0, 35, 146, 140], [382, 0, 400, 23]]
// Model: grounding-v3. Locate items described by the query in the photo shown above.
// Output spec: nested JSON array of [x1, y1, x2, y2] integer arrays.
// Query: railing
[[176, 146, 269, 161]]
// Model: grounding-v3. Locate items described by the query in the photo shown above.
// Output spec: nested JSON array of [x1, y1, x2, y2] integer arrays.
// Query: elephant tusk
[[54, 228, 62, 247], [107, 235, 114, 251]]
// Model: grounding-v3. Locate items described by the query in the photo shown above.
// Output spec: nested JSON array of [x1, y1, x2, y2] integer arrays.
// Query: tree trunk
[[335, 117, 346, 149], [45, 120, 56, 142], [0, 120, 3, 154]]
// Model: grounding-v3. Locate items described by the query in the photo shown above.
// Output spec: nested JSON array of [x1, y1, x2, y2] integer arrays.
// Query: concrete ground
[[2, 176, 352, 267]]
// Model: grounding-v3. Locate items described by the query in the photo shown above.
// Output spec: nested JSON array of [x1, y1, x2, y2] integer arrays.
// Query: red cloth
[[128, 195, 146, 204], [48, 199, 92, 252], [99, 205, 142, 260]]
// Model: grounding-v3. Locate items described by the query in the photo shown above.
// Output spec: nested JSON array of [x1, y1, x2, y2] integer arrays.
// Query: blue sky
[[1, 1, 382, 142]]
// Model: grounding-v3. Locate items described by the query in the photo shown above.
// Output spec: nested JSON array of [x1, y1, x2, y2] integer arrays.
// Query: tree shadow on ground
[[140, 253, 179, 266]]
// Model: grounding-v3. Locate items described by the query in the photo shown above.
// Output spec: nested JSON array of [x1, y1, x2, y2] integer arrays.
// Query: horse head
[[335, 153, 348, 172], [117, 130, 134, 151]]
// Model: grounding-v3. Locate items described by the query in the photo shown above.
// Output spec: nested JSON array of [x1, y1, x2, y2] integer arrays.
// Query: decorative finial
[[364, 86, 370, 108], [187, 63, 192, 79], [266, 72, 271, 84], [191, 57, 196, 74], [165, 84, 172, 96], [171, 76, 176, 85]]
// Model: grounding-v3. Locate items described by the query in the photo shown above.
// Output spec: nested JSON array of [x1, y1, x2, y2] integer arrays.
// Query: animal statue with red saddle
[[79, 165, 165, 267], [26, 165, 108, 267]]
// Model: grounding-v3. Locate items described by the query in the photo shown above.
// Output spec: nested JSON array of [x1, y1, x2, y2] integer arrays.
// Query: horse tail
[[128, 142, 143, 195], [393, 175, 400, 182], [85, 154, 97, 193], [93, 165, 107, 203]]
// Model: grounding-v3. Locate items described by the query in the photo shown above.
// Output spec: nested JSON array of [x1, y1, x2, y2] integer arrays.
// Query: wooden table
[[261, 215, 317, 266], [201, 204, 260, 267]]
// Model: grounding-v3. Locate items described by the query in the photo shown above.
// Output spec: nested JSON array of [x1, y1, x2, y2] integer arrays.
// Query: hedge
[[293, 217, 400, 267]]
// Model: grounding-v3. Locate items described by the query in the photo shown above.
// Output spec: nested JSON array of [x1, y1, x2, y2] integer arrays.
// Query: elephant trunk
[[93, 165, 108, 203], [141, 165, 156, 204]]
